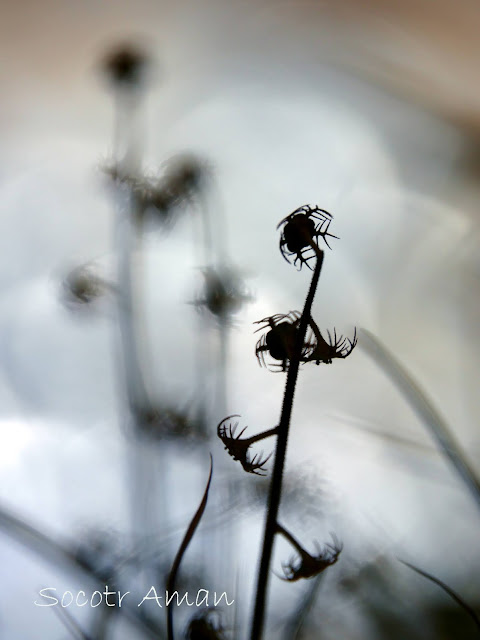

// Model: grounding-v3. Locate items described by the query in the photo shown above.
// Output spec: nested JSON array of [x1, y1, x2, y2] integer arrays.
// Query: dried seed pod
[[217, 415, 276, 475], [254, 311, 311, 372], [277, 525, 342, 581], [303, 323, 358, 365], [277, 205, 337, 269]]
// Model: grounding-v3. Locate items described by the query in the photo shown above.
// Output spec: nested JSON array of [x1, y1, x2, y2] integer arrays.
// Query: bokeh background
[[0, 0, 479, 638]]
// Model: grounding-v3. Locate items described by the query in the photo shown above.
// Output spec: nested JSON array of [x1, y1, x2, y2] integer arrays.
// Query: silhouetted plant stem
[[246, 427, 279, 446], [166, 457, 213, 640], [275, 522, 305, 555], [250, 247, 324, 640]]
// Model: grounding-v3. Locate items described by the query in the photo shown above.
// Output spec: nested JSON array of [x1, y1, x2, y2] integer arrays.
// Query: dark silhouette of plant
[[217, 204, 356, 640], [304, 319, 357, 365], [254, 311, 356, 371], [217, 415, 277, 475], [277, 205, 338, 268], [254, 311, 305, 372], [167, 457, 213, 640], [276, 523, 342, 582]]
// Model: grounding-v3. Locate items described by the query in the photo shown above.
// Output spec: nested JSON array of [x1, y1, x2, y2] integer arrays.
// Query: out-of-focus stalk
[[359, 328, 480, 515], [101, 43, 157, 591]]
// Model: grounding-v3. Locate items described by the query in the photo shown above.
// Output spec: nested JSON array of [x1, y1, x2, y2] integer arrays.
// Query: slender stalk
[[399, 559, 480, 633], [245, 427, 279, 446], [250, 249, 324, 640], [275, 522, 305, 555], [359, 329, 480, 514], [166, 458, 213, 640]]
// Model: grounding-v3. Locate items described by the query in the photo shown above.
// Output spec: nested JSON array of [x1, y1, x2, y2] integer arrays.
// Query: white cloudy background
[[0, 0, 479, 638]]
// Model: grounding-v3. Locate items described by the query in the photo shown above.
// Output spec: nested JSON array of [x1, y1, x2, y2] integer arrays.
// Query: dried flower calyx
[[255, 312, 356, 371], [255, 311, 310, 372], [217, 415, 277, 475], [276, 523, 342, 581], [304, 319, 357, 365], [278, 205, 338, 269]]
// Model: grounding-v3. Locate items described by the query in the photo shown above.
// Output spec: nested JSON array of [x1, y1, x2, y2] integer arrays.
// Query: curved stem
[[275, 523, 305, 556], [250, 249, 324, 640], [166, 457, 213, 640], [359, 329, 480, 515], [245, 426, 279, 446], [399, 559, 480, 633]]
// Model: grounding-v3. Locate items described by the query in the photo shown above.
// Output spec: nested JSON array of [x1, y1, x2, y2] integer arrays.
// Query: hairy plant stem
[[250, 248, 324, 640]]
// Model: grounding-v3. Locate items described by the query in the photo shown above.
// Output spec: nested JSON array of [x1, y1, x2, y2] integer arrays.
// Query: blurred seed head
[[100, 42, 151, 90], [280, 532, 342, 582], [254, 311, 307, 372], [61, 264, 111, 311], [133, 402, 209, 443], [195, 266, 253, 320], [101, 153, 210, 228], [161, 153, 209, 202], [141, 154, 210, 225]]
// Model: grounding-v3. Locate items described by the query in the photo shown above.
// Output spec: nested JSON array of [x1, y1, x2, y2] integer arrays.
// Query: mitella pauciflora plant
[[217, 204, 357, 640]]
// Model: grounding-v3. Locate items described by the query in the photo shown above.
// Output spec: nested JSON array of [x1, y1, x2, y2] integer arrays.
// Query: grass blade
[[166, 455, 213, 640], [359, 328, 480, 514], [399, 559, 480, 634]]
